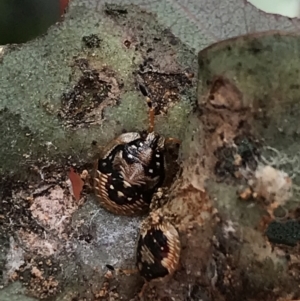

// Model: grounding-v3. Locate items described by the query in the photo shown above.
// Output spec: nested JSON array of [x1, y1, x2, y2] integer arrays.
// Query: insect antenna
[[139, 83, 155, 133], [146, 96, 155, 133]]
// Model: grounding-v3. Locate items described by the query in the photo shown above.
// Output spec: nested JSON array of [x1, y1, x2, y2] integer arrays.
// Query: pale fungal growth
[[248, 164, 292, 206], [4, 237, 25, 282]]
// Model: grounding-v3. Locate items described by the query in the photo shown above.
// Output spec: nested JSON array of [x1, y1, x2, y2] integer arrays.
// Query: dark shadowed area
[[0, 0, 64, 45]]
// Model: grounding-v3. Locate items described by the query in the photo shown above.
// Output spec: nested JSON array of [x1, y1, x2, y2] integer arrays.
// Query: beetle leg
[[106, 264, 138, 276], [165, 137, 181, 145], [115, 268, 138, 276], [138, 282, 148, 300], [266, 201, 280, 219], [79, 169, 94, 193]]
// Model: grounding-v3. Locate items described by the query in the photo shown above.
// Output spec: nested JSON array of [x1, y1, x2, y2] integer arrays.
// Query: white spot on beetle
[[123, 181, 131, 188], [117, 191, 125, 198]]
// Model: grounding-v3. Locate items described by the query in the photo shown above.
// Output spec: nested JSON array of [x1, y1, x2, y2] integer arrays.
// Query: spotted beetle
[[136, 209, 181, 296], [93, 91, 179, 216]]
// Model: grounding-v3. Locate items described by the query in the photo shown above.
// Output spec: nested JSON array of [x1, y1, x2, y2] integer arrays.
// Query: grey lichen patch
[[0, 281, 38, 301], [0, 109, 39, 175], [71, 199, 141, 267], [66, 199, 142, 299]]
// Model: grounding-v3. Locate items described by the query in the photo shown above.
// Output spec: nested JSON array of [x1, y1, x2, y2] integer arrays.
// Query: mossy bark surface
[[1, 1, 300, 301]]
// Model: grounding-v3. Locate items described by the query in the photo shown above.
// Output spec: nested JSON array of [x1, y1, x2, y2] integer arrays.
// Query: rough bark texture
[[155, 32, 300, 301], [1, 1, 300, 301]]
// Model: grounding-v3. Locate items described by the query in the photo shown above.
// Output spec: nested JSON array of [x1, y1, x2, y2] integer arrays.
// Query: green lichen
[[0, 4, 196, 175], [198, 34, 300, 154]]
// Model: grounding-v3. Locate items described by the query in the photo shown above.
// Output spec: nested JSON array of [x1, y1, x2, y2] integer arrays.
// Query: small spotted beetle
[[136, 209, 181, 290], [93, 91, 178, 216]]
